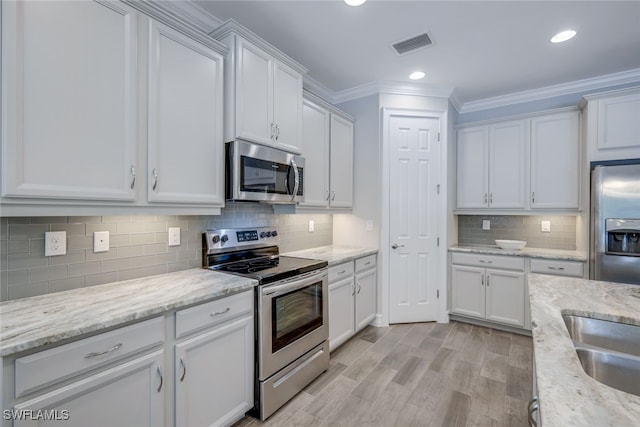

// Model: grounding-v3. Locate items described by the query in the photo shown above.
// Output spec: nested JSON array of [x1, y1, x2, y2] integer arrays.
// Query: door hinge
[[437, 237, 440, 247], [437, 132, 441, 141], [437, 184, 440, 195], [437, 289, 440, 299]]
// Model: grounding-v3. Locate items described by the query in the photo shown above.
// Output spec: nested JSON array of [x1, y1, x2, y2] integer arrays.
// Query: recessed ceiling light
[[550, 30, 577, 43], [409, 71, 426, 80], [344, 0, 366, 6]]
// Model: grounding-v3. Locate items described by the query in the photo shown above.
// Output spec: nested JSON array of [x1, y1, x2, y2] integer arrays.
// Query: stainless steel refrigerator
[[591, 163, 640, 285]]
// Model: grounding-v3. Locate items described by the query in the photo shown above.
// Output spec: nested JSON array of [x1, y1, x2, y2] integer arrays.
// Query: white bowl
[[495, 240, 527, 250]]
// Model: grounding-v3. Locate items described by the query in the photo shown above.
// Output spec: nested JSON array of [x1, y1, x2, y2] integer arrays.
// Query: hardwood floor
[[233, 321, 533, 427]]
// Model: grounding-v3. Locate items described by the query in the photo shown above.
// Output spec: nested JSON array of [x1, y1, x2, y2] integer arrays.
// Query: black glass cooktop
[[210, 256, 327, 285]]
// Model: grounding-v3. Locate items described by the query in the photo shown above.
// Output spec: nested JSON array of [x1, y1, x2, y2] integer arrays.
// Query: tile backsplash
[[458, 215, 576, 250], [0, 204, 332, 301]]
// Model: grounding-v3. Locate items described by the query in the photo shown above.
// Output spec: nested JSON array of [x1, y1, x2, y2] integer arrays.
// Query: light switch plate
[[366, 220, 374, 232], [168, 227, 181, 247], [541, 220, 551, 232], [482, 220, 491, 230], [45, 231, 67, 256], [308, 220, 315, 232], [93, 231, 110, 253]]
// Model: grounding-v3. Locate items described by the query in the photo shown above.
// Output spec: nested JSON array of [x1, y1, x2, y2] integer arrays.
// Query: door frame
[[380, 108, 450, 326]]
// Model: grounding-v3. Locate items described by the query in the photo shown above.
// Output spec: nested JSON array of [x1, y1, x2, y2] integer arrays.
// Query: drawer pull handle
[[547, 266, 565, 271], [338, 269, 346, 274], [479, 260, 493, 264], [84, 343, 123, 359], [180, 356, 187, 382], [210, 307, 231, 317], [156, 366, 163, 392], [365, 261, 371, 266]]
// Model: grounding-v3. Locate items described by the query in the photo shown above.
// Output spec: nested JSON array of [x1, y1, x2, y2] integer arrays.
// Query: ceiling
[[189, 0, 640, 108]]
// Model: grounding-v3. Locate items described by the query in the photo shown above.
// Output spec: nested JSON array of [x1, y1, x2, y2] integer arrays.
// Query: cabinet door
[[1, 0, 137, 200], [530, 111, 580, 209], [450, 265, 485, 318], [329, 114, 354, 208], [175, 314, 253, 427], [456, 127, 489, 208], [299, 100, 330, 207], [147, 21, 224, 205], [13, 351, 164, 427], [489, 120, 528, 208], [596, 92, 640, 152], [235, 38, 273, 145], [328, 275, 356, 351], [355, 268, 377, 331], [485, 269, 525, 327], [273, 61, 303, 153]]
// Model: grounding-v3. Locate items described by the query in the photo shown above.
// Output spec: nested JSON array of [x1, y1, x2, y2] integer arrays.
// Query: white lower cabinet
[[328, 255, 377, 351], [174, 291, 254, 427], [450, 253, 526, 328]]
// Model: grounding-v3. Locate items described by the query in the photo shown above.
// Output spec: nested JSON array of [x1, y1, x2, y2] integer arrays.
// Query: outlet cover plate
[[94, 231, 110, 253], [541, 221, 551, 232], [308, 220, 315, 232], [45, 231, 67, 256], [482, 220, 491, 230], [168, 227, 181, 247]]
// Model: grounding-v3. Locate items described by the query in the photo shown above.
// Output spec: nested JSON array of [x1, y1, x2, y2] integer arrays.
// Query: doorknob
[[391, 243, 405, 249]]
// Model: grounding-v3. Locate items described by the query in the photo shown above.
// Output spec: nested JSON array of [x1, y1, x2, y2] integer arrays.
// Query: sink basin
[[575, 348, 640, 396], [495, 239, 526, 250], [562, 314, 640, 396], [562, 315, 640, 357]]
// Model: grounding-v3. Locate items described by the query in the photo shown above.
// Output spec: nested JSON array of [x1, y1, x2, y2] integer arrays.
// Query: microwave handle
[[290, 159, 300, 201]]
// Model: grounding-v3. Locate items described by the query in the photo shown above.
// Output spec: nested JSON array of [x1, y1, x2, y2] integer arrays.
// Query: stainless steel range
[[202, 227, 329, 420]]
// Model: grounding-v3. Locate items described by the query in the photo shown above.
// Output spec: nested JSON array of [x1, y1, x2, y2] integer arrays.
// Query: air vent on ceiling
[[391, 32, 433, 56]]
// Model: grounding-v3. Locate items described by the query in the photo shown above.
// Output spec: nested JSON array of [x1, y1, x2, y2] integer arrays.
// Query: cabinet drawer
[[355, 255, 376, 272], [329, 262, 354, 282], [530, 259, 584, 277], [175, 290, 253, 339], [450, 252, 525, 271], [15, 316, 164, 398]]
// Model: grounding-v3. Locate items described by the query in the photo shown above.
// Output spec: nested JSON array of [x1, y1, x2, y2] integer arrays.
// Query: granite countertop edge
[[284, 245, 378, 266], [0, 269, 258, 357], [449, 244, 587, 262], [528, 274, 640, 427]]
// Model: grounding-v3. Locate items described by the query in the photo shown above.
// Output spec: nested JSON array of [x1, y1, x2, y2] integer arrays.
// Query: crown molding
[[459, 68, 640, 114], [332, 80, 455, 104], [303, 75, 336, 105], [154, 0, 222, 33]]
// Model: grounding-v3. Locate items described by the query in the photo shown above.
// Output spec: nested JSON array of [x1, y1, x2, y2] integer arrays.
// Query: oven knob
[[271, 230, 278, 237], [265, 231, 272, 237], [260, 232, 267, 239], [221, 235, 228, 243], [212, 235, 220, 244]]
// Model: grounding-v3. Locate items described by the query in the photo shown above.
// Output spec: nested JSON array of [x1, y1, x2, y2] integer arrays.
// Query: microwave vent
[[392, 32, 433, 56]]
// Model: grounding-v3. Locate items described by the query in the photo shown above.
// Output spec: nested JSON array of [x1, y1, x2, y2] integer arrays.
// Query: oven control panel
[[204, 227, 279, 253]]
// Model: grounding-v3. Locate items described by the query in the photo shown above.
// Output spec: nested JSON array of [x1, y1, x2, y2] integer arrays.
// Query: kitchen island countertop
[[0, 268, 257, 357], [528, 274, 640, 427], [285, 245, 378, 266], [450, 244, 587, 262]]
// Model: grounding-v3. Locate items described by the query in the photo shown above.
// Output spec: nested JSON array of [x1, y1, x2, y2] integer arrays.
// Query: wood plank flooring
[[233, 321, 533, 427]]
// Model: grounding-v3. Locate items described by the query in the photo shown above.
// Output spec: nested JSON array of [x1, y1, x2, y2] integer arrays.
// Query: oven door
[[259, 268, 328, 380], [227, 140, 304, 203]]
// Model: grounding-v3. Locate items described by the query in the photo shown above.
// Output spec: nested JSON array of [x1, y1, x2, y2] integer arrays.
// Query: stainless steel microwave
[[226, 140, 305, 204]]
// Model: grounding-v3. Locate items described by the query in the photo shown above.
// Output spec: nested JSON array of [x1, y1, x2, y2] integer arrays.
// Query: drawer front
[[355, 255, 376, 272], [15, 316, 165, 398], [329, 261, 355, 282], [451, 252, 525, 271], [530, 259, 584, 277], [175, 290, 253, 339]]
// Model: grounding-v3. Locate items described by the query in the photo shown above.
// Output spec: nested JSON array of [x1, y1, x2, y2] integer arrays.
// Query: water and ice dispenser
[[605, 219, 640, 256]]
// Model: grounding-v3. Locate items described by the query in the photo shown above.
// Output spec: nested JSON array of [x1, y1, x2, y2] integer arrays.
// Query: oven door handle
[[289, 159, 300, 201], [262, 270, 327, 296]]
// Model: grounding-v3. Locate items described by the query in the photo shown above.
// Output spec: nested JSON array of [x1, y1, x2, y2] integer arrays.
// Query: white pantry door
[[389, 115, 441, 323]]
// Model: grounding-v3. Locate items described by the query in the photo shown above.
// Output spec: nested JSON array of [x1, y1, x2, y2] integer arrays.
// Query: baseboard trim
[[449, 314, 532, 336]]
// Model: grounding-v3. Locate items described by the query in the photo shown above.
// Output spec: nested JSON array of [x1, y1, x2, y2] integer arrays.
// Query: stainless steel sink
[[562, 314, 640, 396]]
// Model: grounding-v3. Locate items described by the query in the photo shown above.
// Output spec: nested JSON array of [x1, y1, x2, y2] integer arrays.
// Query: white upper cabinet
[[147, 20, 224, 205], [583, 88, 640, 162], [456, 109, 579, 212], [457, 120, 527, 209], [210, 21, 307, 154], [530, 111, 580, 209], [1, 0, 138, 201], [297, 94, 354, 210]]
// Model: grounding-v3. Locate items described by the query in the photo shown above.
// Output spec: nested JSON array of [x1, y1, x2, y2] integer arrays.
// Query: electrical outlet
[[366, 220, 374, 232], [168, 227, 181, 247], [541, 220, 551, 232], [308, 220, 315, 232], [45, 231, 67, 256], [93, 231, 110, 253], [482, 220, 491, 230]]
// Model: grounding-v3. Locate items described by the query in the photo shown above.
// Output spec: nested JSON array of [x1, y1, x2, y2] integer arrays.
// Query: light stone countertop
[[284, 245, 378, 266], [528, 274, 640, 427], [449, 244, 587, 262], [0, 268, 257, 357]]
